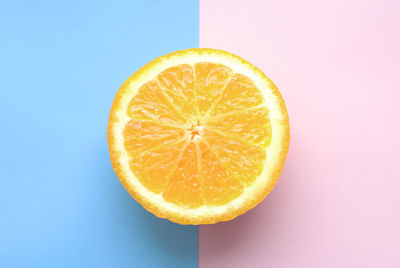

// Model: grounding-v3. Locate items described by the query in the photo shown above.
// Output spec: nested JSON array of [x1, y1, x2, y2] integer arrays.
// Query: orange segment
[[157, 64, 197, 121], [163, 142, 203, 208], [127, 81, 186, 125], [209, 74, 265, 116], [198, 141, 243, 206], [129, 139, 188, 194], [205, 107, 272, 146], [201, 130, 266, 185], [123, 119, 186, 156], [194, 62, 233, 115]]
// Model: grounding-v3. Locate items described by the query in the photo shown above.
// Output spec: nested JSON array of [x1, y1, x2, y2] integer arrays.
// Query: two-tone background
[[1, 0, 399, 267]]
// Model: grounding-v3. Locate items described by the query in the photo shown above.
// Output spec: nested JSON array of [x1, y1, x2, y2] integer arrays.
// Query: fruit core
[[188, 121, 203, 140]]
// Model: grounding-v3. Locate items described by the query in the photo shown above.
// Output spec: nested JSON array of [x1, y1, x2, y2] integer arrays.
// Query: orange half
[[107, 48, 290, 224]]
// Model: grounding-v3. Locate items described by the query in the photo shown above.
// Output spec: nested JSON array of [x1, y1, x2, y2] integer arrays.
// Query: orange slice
[[107, 48, 290, 224]]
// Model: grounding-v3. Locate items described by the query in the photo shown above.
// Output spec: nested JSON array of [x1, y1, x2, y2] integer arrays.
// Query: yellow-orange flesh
[[123, 63, 271, 208]]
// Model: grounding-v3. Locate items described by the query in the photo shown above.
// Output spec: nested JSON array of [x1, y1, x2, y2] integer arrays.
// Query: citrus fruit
[[107, 48, 290, 224]]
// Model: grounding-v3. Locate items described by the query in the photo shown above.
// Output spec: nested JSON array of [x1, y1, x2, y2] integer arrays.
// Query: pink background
[[199, 0, 400, 267]]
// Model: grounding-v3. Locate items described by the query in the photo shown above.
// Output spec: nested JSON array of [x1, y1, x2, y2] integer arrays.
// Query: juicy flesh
[[124, 63, 271, 208]]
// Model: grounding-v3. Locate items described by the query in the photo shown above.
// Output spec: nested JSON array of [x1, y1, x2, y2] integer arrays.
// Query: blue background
[[0, 1, 198, 267]]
